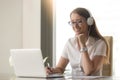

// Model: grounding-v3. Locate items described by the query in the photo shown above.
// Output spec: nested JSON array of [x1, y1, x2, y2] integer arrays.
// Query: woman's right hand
[[45, 67, 54, 74]]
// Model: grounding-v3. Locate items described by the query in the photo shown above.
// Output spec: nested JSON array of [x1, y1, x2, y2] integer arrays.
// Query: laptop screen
[[10, 49, 47, 77]]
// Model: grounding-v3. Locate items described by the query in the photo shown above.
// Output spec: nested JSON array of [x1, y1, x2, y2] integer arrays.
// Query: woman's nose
[[73, 23, 80, 28]]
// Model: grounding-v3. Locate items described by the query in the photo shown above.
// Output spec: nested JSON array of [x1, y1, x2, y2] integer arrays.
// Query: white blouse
[[61, 36, 106, 76]]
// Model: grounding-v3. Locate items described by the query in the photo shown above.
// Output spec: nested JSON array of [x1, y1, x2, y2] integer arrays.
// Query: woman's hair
[[70, 7, 109, 64]]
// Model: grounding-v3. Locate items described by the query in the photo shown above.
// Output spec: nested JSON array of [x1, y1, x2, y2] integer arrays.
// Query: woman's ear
[[87, 17, 94, 26]]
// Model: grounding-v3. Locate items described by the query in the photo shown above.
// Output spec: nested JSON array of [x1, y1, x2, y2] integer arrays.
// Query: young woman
[[46, 7, 109, 76]]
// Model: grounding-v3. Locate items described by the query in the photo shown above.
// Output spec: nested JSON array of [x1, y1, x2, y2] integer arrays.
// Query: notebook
[[10, 49, 64, 78]]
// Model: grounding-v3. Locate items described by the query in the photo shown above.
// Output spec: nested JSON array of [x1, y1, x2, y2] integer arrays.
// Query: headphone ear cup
[[87, 17, 94, 26]]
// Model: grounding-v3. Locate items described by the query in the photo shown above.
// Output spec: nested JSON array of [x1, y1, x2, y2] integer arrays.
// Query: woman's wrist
[[55, 67, 65, 73], [80, 47, 88, 53]]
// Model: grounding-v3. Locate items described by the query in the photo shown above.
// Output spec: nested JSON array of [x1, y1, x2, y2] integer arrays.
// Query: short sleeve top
[[61, 36, 106, 76]]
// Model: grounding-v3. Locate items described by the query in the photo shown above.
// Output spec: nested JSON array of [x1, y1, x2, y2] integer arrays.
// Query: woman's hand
[[77, 34, 86, 47], [45, 67, 64, 75], [45, 67, 54, 74]]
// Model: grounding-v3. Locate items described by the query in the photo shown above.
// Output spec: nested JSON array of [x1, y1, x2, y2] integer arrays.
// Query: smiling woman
[[54, 0, 120, 76], [46, 7, 109, 76]]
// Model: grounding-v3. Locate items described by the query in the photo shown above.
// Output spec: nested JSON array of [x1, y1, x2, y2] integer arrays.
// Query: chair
[[102, 36, 113, 76]]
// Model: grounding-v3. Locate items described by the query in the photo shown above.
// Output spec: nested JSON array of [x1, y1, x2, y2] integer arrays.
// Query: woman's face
[[70, 13, 88, 36]]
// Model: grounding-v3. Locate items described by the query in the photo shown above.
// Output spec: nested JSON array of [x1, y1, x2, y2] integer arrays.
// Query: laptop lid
[[10, 49, 47, 77]]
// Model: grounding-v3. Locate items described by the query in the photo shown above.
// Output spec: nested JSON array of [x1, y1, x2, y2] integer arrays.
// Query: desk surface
[[0, 74, 119, 80]]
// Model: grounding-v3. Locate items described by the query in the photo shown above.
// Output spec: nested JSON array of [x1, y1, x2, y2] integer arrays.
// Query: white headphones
[[87, 17, 94, 26], [86, 9, 94, 26]]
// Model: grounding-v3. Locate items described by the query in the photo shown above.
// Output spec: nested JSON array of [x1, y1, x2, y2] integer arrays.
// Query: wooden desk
[[0, 73, 119, 80]]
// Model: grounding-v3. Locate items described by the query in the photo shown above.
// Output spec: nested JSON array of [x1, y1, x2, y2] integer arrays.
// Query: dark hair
[[70, 7, 91, 20]]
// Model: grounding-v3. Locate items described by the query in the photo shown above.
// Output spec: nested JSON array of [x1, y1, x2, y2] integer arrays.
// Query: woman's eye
[[71, 22, 76, 24], [77, 20, 82, 23]]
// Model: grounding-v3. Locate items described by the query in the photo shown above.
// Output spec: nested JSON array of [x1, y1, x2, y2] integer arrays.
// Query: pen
[[47, 63, 53, 72], [47, 63, 50, 68]]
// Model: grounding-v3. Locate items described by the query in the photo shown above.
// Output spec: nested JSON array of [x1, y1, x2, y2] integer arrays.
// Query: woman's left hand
[[77, 34, 86, 47]]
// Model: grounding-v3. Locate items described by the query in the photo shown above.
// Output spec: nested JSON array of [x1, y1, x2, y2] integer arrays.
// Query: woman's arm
[[46, 56, 69, 74], [77, 34, 105, 75], [81, 50, 104, 75]]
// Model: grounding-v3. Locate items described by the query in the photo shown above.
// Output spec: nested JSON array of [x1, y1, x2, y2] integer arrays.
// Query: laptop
[[10, 49, 64, 78]]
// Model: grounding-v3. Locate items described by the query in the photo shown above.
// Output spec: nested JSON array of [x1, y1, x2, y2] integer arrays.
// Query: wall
[[23, 0, 40, 48], [0, 0, 22, 74], [0, 0, 40, 74]]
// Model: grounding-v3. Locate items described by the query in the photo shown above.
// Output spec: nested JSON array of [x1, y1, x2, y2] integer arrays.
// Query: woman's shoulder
[[68, 37, 76, 41], [89, 36, 106, 46], [94, 37, 106, 46], [65, 37, 76, 46]]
